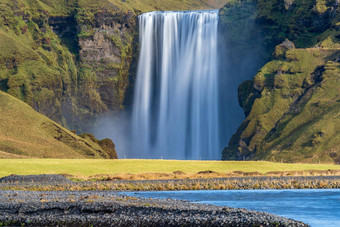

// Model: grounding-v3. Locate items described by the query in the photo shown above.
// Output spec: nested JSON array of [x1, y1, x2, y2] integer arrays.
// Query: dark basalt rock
[[78, 133, 117, 159], [0, 190, 309, 226], [0, 174, 72, 184]]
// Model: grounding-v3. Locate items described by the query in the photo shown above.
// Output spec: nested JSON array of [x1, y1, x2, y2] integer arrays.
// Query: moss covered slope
[[223, 47, 340, 163], [222, 0, 340, 163], [0, 0, 230, 158], [0, 0, 84, 131], [0, 90, 117, 159], [0, 0, 230, 133]]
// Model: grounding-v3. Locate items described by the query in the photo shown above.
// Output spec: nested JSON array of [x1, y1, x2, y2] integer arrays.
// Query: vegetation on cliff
[[221, 0, 339, 48], [0, 91, 117, 159], [1, 0, 339, 163], [222, 0, 340, 163], [0, 0, 229, 134]]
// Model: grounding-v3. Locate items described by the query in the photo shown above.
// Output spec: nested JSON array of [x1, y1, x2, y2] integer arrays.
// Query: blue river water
[[124, 189, 340, 227]]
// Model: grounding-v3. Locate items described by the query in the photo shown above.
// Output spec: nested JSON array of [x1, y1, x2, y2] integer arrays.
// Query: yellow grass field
[[1, 159, 339, 179]]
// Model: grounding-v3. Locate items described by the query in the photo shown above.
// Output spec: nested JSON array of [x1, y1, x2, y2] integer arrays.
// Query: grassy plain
[[1, 159, 340, 179]]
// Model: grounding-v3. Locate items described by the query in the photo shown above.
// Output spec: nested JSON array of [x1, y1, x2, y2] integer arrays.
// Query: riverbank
[[0, 190, 308, 227], [1, 174, 336, 226], [0, 174, 339, 191]]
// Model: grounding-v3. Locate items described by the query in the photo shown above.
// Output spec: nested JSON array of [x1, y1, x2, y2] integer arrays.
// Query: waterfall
[[131, 10, 220, 160]]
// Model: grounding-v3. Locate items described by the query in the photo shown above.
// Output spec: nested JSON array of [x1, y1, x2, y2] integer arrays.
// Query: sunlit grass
[[96, 0, 229, 13], [0, 159, 339, 178]]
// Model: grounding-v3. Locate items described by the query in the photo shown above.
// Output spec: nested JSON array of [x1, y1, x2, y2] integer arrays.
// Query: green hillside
[[0, 0, 339, 162], [222, 0, 340, 163], [0, 0, 229, 159], [0, 0, 229, 133], [223, 47, 340, 163], [0, 90, 117, 159]]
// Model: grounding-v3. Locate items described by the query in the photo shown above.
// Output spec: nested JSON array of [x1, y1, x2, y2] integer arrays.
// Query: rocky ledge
[[0, 190, 308, 227]]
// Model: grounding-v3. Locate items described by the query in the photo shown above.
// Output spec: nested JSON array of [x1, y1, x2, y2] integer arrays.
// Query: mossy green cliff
[[1, 0, 339, 162], [0, 0, 229, 133], [222, 0, 340, 163]]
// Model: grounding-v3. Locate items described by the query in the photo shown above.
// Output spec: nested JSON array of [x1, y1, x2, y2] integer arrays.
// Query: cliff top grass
[[0, 91, 114, 159], [79, 0, 230, 14], [0, 159, 340, 180], [0, 0, 230, 17]]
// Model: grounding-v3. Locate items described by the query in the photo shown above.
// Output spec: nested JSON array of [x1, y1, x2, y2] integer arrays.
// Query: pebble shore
[[0, 190, 308, 227], [0, 175, 314, 226], [1, 174, 339, 191]]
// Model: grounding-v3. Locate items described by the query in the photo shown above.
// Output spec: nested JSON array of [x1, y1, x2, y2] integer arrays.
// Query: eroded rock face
[[78, 133, 117, 159], [0, 2, 138, 135], [221, 0, 340, 162], [78, 11, 136, 115], [223, 48, 340, 162], [80, 31, 120, 62], [44, 11, 138, 133]]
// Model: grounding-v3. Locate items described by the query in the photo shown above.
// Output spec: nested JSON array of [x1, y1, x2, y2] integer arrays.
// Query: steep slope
[[222, 0, 340, 163], [0, 0, 229, 133], [223, 46, 340, 163], [0, 90, 117, 159], [219, 0, 339, 59]]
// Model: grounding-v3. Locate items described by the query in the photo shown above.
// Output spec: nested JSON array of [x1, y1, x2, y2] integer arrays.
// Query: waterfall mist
[[131, 10, 220, 160], [93, 9, 266, 160]]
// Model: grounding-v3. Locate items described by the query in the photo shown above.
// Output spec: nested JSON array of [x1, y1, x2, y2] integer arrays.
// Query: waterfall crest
[[132, 10, 220, 160]]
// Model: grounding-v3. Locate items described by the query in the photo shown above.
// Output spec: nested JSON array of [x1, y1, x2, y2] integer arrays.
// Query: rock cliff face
[[222, 0, 340, 163], [78, 11, 136, 109], [73, 10, 137, 132], [0, 0, 137, 133], [1, 0, 339, 162], [0, 0, 227, 134], [0, 0, 229, 159]]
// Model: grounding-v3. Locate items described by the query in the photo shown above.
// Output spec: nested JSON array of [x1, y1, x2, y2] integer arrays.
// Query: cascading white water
[[132, 10, 220, 160]]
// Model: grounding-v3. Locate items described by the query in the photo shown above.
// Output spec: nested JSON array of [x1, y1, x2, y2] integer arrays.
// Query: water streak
[[132, 10, 220, 160]]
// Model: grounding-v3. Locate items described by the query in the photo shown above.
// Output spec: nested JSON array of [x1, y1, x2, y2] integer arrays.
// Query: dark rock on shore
[[78, 133, 117, 159], [0, 190, 308, 227], [0, 174, 73, 184]]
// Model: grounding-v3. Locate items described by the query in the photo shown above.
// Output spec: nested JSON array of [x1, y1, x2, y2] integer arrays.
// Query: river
[[125, 189, 340, 227]]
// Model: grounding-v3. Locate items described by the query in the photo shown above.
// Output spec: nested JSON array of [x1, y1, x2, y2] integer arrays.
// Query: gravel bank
[[0, 190, 308, 227], [0, 174, 73, 184], [1, 175, 339, 191]]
